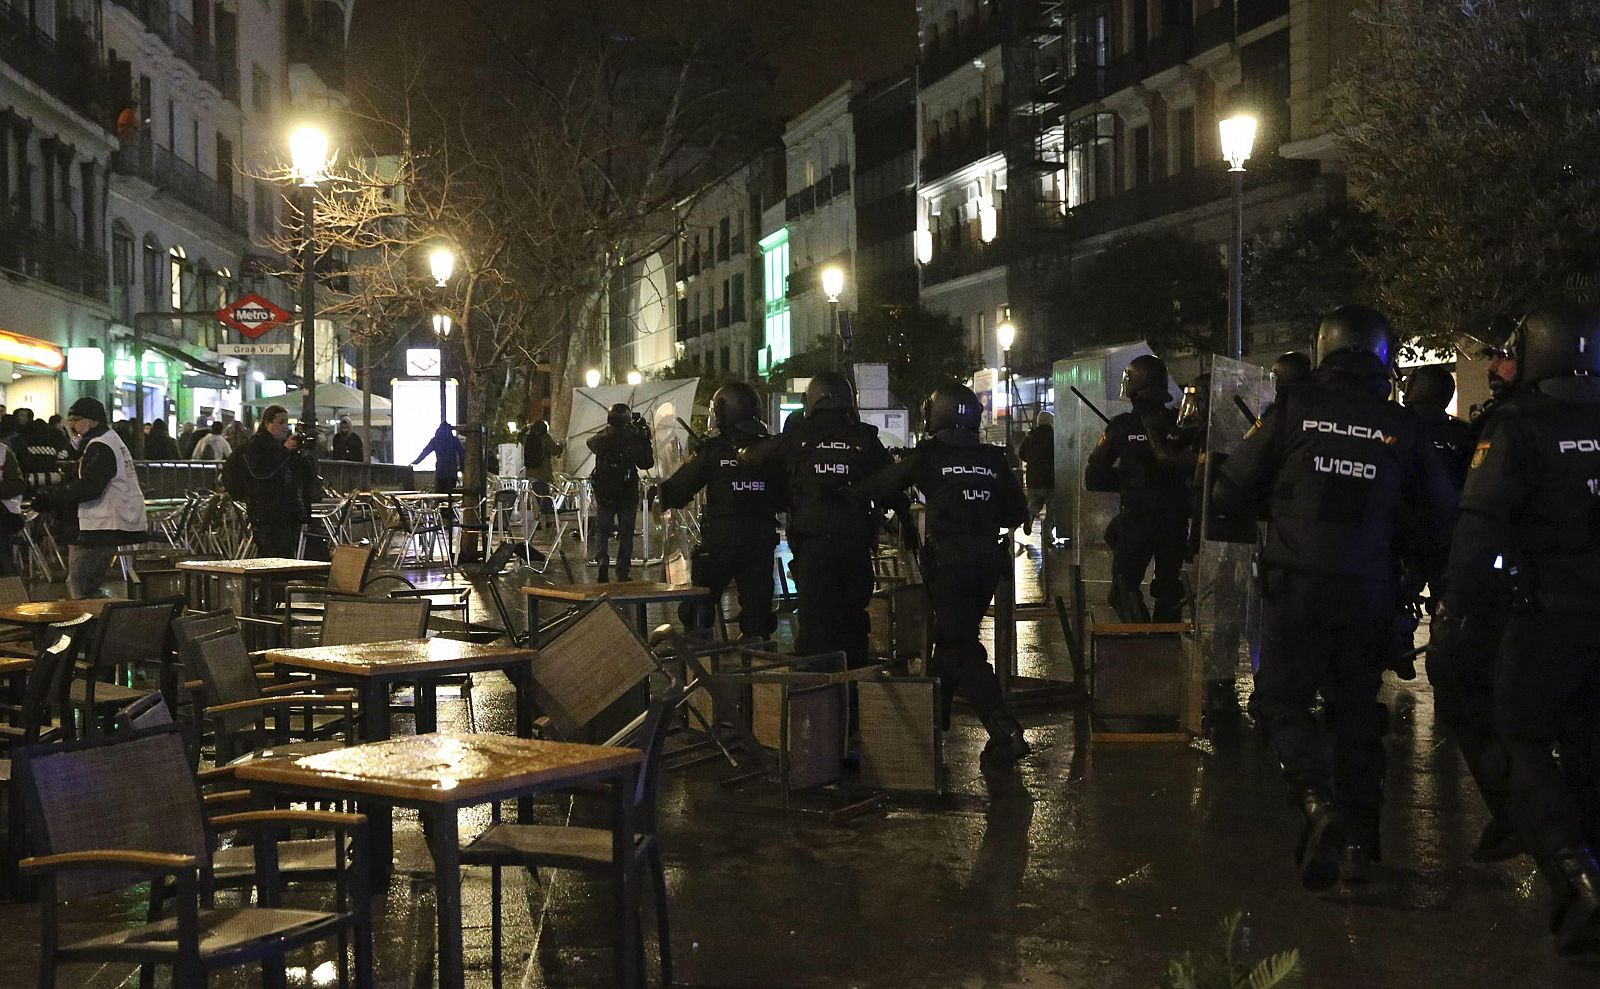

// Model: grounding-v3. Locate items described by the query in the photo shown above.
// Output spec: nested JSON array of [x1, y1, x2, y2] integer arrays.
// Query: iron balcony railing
[[0, 210, 110, 301], [115, 136, 249, 236], [0, 9, 109, 124]]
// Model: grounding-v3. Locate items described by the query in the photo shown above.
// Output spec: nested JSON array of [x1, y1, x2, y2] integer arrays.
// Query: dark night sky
[[349, 0, 916, 119]]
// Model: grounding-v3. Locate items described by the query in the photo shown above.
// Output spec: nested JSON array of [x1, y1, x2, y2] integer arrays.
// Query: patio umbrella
[[563, 379, 698, 479], [245, 382, 392, 415]]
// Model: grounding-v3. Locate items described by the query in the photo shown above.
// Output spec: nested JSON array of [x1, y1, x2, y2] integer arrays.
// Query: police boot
[[1549, 848, 1600, 954], [1294, 789, 1346, 892], [978, 709, 1030, 767]]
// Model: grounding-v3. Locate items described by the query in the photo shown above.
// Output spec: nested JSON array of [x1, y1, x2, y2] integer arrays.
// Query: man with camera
[[587, 403, 654, 582], [229, 404, 316, 559]]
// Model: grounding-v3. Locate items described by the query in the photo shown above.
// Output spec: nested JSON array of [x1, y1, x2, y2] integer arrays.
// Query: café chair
[[13, 724, 373, 989], [67, 597, 184, 738], [191, 630, 357, 765], [461, 686, 681, 989]]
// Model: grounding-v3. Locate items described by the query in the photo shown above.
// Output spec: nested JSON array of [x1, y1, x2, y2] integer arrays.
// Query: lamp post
[[1219, 112, 1257, 362], [821, 265, 845, 372], [997, 319, 1017, 452], [432, 313, 452, 421], [288, 125, 330, 437]]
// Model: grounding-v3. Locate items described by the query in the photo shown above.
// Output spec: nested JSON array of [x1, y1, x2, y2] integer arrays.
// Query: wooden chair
[[68, 597, 184, 738], [461, 686, 681, 989], [279, 543, 376, 636], [191, 629, 356, 765], [13, 725, 373, 989]]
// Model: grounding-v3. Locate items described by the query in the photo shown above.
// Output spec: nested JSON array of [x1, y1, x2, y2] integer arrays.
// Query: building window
[[169, 244, 188, 311], [731, 272, 745, 322], [142, 234, 162, 310], [252, 64, 271, 113], [1175, 106, 1196, 174], [1133, 125, 1150, 187], [112, 225, 134, 323], [253, 180, 275, 237], [1066, 113, 1116, 208]]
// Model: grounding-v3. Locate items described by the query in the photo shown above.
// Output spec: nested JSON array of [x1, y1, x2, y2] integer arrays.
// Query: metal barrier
[[132, 459, 416, 501]]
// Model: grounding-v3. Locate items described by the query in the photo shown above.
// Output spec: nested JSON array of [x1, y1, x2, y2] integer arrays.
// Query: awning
[[139, 339, 234, 384]]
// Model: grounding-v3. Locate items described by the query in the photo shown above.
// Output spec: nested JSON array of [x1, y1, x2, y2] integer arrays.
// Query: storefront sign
[[66, 347, 105, 381], [0, 330, 65, 371], [219, 342, 292, 356]]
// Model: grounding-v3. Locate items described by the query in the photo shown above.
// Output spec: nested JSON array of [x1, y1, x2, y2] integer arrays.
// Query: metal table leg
[[424, 805, 465, 989]]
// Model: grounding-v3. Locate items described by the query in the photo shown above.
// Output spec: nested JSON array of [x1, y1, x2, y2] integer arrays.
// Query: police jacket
[[1443, 378, 1600, 614], [658, 427, 783, 549], [742, 408, 892, 543], [1084, 401, 1191, 516], [1212, 354, 1457, 582], [1410, 406, 1472, 489], [866, 430, 1027, 559]]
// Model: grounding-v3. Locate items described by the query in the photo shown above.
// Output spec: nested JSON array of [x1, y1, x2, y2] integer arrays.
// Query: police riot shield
[[1052, 343, 1161, 616], [1192, 355, 1273, 680]]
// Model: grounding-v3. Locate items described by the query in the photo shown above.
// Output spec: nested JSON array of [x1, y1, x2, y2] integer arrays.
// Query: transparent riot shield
[[1192, 355, 1273, 680], [1052, 344, 1158, 619]]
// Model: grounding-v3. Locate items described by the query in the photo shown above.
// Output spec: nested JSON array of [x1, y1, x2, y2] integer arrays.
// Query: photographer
[[586, 403, 654, 582], [231, 405, 315, 558]]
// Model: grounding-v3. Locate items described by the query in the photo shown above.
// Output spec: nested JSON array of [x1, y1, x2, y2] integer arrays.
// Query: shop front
[[0, 329, 67, 419]]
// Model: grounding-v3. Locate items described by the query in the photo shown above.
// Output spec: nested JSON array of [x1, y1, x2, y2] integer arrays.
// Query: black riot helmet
[[1270, 351, 1312, 394], [926, 382, 982, 433], [1120, 354, 1171, 403], [710, 382, 761, 433], [1513, 302, 1600, 386], [1314, 305, 1396, 368], [1403, 364, 1456, 411], [606, 402, 631, 428], [805, 371, 856, 412]]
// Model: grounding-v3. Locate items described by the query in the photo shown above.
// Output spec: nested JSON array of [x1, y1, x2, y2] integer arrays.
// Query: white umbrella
[[564, 379, 698, 478], [245, 382, 392, 414]]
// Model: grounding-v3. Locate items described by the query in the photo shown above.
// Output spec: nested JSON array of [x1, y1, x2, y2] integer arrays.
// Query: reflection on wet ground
[[6, 536, 1600, 987]]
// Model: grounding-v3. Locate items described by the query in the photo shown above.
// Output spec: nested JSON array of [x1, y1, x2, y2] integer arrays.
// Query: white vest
[[79, 430, 148, 535]]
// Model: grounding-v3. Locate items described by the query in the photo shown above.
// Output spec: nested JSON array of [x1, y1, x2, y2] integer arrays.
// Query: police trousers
[[1258, 569, 1390, 843], [1425, 610, 1512, 829], [1495, 612, 1600, 856], [1111, 511, 1186, 621], [589, 496, 637, 579], [791, 535, 874, 668], [924, 546, 1005, 717], [678, 542, 777, 639]]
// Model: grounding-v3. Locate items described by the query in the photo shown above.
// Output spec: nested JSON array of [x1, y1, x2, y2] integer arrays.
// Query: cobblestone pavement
[[4, 536, 1598, 987]]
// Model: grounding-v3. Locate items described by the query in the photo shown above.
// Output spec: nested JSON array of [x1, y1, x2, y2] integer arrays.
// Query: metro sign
[[216, 293, 291, 339]]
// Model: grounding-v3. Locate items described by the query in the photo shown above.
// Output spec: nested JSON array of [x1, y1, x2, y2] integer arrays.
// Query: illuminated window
[[169, 244, 188, 310], [1066, 113, 1116, 208]]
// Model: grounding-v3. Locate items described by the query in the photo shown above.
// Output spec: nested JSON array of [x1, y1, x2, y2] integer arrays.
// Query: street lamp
[[584, 368, 602, 389], [821, 265, 846, 371], [1219, 112, 1257, 361], [428, 246, 456, 288], [432, 313, 452, 422], [288, 124, 331, 441], [626, 369, 643, 386], [997, 320, 1017, 451]]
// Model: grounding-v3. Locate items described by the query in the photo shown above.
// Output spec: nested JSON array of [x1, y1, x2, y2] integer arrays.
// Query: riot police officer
[[1403, 364, 1472, 485], [1213, 305, 1457, 891], [658, 383, 783, 639], [866, 383, 1031, 764], [1436, 303, 1600, 952], [742, 371, 893, 668], [1084, 354, 1190, 622], [1270, 351, 1312, 404]]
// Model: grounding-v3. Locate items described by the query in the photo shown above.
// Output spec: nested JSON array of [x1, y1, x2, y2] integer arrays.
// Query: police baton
[[675, 416, 703, 443], [1232, 395, 1261, 429], [1069, 386, 1111, 425]]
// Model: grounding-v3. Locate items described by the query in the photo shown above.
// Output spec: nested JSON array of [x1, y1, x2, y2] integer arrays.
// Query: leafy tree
[[1330, 0, 1600, 346], [1056, 233, 1227, 358], [769, 305, 980, 421], [1245, 202, 1379, 326]]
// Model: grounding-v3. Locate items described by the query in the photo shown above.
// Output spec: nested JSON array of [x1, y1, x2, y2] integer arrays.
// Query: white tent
[[245, 382, 392, 415], [564, 379, 698, 479]]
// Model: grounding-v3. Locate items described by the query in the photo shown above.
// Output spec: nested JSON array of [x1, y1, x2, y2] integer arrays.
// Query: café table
[[237, 732, 644, 989], [263, 637, 540, 875], [522, 580, 711, 639], [176, 557, 331, 618], [0, 597, 127, 650]]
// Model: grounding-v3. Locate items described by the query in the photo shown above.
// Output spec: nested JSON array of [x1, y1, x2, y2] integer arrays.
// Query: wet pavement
[[5, 535, 1600, 987]]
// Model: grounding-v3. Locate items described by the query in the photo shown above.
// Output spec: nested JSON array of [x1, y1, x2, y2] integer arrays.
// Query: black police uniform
[[1411, 405, 1472, 488], [1085, 403, 1191, 621], [1440, 372, 1600, 948], [1214, 351, 1457, 885], [867, 428, 1028, 741], [659, 429, 784, 638], [743, 408, 892, 667]]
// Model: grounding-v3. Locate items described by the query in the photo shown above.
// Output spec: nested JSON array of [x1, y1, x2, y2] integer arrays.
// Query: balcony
[[919, 120, 1007, 185], [921, 236, 1009, 288], [1066, 157, 1319, 240], [717, 308, 731, 329], [730, 231, 745, 256], [784, 185, 816, 221], [1237, 0, 1289, 34], [286, 1, 348, 92], [0, 10, 109, 125], [919, 14, 1006, 88], [1146, 20, 1195, 77], [1195, 1, 1236, 52], [0, 210, 109, 301], [115, 136, 249, 236]]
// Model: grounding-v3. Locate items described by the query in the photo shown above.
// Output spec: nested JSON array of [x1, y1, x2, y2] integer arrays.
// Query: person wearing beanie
[[31, 397, 148, 597]]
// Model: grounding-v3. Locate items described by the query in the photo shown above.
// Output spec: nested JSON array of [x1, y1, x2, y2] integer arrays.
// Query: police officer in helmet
[[1404, 365, 1471, 485], [1085, 353, 1191, 622], [1213, 304, 1457, 890], [867, 383, 1031, 764], [1270, 352, 1313, 405], [1437, 302, 1600, 952], [658, 382, 784, 639], [742, 371, 894, 668]]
